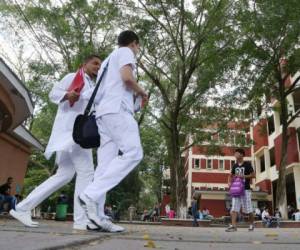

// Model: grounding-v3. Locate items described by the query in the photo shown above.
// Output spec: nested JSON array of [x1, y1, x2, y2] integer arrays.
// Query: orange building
[[0, 58, 43, 195]]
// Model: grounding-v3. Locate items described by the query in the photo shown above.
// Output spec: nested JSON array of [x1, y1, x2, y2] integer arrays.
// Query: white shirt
[[295, 212, 300, 221], [255, 208, 261, 215], [93, 47, 136, 117], [165, 204, 170, 214], [44, 73, 95, 159], [261, 210, 270, 220]]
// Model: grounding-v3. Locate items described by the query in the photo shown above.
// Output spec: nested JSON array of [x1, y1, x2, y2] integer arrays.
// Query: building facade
[[252, 70, 300, 211], [183, 69, 300, 217], [184, 120, 271, 217], [0, 58, 43, 195]]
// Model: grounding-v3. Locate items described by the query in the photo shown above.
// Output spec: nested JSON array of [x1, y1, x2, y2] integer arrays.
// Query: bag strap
[[84, 59, 110, 115]]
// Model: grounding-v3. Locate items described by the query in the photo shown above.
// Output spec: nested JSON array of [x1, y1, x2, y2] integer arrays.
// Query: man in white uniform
[[10, 55, 101, 230], [79, 31, 147, 232]]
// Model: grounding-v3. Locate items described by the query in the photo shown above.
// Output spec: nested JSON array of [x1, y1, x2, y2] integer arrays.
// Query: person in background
[[262, 207, 272, 227], [165, 203, 171, 217], [191, 193, 200, 227], [202, 207, 213, 219], [294, 209, 300, 221], [255, 207, 262, 220], [274, 208, 281, 228], [0, 177, 17, 212]]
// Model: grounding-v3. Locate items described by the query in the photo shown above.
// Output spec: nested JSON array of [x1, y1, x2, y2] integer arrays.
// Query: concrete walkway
[[1, 218, 300, 250]]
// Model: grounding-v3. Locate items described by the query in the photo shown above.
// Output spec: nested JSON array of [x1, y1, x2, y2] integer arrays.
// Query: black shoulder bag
[[72, 61, 109, 148]]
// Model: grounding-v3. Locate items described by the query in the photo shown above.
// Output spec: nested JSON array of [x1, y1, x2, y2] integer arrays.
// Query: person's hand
[[66, 90, 80, 103], [138, 89, 148, 107]]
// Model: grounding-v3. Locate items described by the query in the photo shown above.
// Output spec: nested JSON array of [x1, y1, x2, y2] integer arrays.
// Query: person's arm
[[120, 65, 148, 101], [227, 174, 232, 187], [244, 171, 255, 179], [49, 73, 78, 104], [244, 163, 255, 179], [228, 166, 235, 186], [118, 48, 148, 103]]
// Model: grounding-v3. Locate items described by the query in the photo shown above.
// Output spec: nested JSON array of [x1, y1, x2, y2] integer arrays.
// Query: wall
[[0, 132, 31, 194], [274, 127, 299, 169], [253, 119, 269, 152], [200, 199, 227, 218]]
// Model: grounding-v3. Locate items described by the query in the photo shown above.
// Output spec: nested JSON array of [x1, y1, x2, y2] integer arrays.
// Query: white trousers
[[83, 108, 143, 216], [16, 144, 94, 226]]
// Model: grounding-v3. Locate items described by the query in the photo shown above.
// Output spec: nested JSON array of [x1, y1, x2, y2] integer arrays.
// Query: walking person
[[79, 30, 148, 232], [10, 55, 101, 230], [191, 193, 200, 227], [226, 148, 255, 232]]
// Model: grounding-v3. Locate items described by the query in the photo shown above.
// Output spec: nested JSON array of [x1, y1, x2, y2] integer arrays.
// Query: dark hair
[[7, 177, 13, 181], [117, 30, 139, 46], [84, 54, 101, 63], [235, 148, 245, 156]]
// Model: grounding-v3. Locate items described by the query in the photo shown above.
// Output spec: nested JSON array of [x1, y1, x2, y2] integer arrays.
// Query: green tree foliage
[[120, 0, 240, 212], [235, 0, 300, 218], [0, 0, 124, 212]]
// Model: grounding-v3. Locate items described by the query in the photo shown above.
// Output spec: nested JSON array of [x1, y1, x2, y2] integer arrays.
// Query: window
[[260, 155, 265, 173], [267, 116, 275, 135], [207, 159, 212, 169], [235, 133, 246, 145], [293, 92, 300, 113], [269, 147, 275, 167], [219, 160, 224, 170], [194, 159, 200, 169]]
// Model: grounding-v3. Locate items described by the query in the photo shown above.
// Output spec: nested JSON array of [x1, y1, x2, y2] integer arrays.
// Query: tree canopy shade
[[234, 0, 300, 218], [120, 0, 240, 212]]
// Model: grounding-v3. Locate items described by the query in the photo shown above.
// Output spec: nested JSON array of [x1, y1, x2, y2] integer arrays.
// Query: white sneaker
[[96, 218, 125, 233], [73, 223, 99, 231], [10, 209, 38, 227], [26, 211, 39, 225], [78, 194, 101, 226], [78, 194, 124, 232]]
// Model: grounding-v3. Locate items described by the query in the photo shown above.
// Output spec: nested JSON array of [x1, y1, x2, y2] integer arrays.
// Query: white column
[[186, 136, 193, 207], [293, 166, 300, 209], [264, 148, 271, 178]]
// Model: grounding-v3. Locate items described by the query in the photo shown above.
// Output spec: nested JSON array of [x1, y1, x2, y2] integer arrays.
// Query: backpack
[[229, 176, 245, 197]]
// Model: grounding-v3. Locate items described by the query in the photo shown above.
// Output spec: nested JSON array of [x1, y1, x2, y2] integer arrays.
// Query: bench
[[161, 218, 211, 227]]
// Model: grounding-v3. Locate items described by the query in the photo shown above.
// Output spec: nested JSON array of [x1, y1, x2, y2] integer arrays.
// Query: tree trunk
[[165, 111, 187, 218], [275, 74, 289, 219]]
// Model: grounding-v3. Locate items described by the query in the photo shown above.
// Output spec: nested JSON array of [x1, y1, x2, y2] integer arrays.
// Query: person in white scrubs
[[10, 55, 101, 231], [79, 30, 148, 233]]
